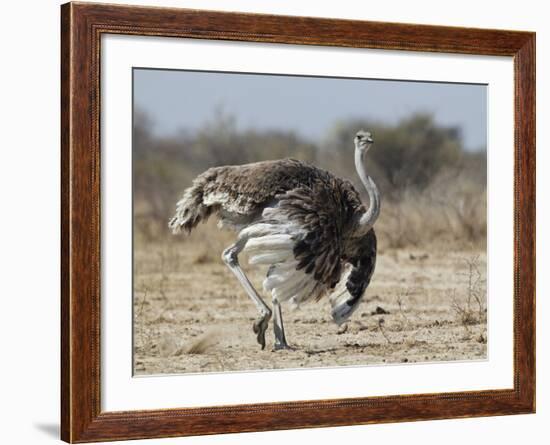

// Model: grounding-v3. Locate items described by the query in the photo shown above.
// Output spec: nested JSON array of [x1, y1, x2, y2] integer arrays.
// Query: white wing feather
[[240, 214, 354, 317]]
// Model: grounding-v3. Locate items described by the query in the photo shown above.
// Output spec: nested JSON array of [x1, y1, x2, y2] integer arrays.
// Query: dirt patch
[[133, 226, 487, 376]]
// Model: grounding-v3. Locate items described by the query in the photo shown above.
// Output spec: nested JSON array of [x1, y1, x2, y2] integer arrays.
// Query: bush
[[320, 113, 464, 198]]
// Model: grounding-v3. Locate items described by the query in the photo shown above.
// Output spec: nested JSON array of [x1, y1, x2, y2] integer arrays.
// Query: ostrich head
[[354, 130, 374, 153]]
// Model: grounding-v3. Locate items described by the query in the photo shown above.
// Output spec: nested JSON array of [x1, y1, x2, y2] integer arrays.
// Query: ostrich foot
[[253, 313, 271, 350], [273, 342, 295, 351]]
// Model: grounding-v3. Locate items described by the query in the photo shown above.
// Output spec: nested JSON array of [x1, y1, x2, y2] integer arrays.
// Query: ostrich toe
[[253, 314, 270, 350]]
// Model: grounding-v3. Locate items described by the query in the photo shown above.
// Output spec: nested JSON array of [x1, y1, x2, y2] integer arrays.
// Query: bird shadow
[[33, 422, 59, 439]]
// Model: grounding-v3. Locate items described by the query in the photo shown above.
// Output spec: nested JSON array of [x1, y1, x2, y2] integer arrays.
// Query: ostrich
[[169, 130, 379, 350]]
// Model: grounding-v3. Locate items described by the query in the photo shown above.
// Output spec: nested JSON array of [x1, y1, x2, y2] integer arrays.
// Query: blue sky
[[134, 68, 487, 151]]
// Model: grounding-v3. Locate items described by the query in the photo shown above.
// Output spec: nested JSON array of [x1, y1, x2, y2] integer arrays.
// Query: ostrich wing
[[236, 165, 374, 323], [329, 229, 377, 324], [277, 179, 360, 288]]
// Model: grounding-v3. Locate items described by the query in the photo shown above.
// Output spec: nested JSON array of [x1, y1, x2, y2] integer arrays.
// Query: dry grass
[[377, 183, 486, 251], [135, 183, 486, 256], [450, 256, 487, 328]]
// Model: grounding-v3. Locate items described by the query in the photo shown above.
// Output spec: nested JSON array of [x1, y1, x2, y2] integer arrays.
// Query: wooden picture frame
[[61, 2, 535, 442]]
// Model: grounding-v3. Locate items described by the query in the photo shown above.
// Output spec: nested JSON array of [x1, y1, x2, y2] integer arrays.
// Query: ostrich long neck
[[355, 147, 380, 233]]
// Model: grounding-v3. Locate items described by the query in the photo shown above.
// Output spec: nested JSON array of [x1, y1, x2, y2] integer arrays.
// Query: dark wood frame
[[61, 1, 536, 442]]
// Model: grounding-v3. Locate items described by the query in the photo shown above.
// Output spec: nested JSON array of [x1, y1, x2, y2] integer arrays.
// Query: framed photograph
[[61, 2, 535, 442]]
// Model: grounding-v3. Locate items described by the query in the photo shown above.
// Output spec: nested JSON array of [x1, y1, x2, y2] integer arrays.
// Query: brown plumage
[[169, 159, 362, 230]]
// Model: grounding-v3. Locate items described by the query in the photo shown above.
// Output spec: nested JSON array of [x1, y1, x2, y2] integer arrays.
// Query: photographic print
[[62, 5, 536, 440], [132, 68, 488, 376]]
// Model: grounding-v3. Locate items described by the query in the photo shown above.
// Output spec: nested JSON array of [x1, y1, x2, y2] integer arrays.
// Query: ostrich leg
[[222, 238, 272, 350], [272, 297, 292, 350]]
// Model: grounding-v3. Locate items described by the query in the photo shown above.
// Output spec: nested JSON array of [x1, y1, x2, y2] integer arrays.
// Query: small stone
[[337, 324, 348, 335], [371, 306, 390, 315]]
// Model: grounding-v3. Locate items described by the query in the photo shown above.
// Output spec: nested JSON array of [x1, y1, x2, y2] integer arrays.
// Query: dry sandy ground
[[133, 225, 487, 376]]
